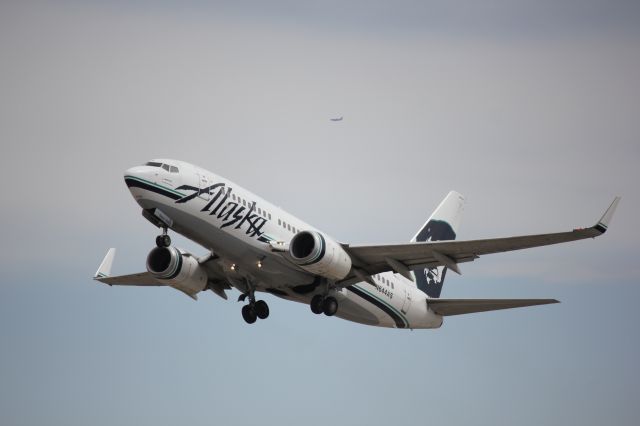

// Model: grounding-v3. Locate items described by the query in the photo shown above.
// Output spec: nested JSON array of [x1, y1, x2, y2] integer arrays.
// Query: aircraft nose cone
[[124, 166, 147, 179], [124, 166, 154, 196]]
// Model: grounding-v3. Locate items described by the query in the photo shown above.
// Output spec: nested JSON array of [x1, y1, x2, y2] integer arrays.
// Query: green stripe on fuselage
[[352, 283, 410, 328], [124, 175, 186, 197]]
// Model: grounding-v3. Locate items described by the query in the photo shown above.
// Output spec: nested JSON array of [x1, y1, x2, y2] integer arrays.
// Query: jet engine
[[146, 246, 207, 296], [288, 231, 352, 281]]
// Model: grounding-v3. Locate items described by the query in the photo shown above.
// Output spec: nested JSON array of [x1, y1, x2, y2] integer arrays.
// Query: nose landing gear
[[155, 227, 171, 247]]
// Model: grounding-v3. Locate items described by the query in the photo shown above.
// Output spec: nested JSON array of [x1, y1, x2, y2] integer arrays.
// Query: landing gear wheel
[[322, 296, 338, 316], [241, 304, 257, 324], [310, 295, 324, 314], [155, 234, 171, 247], [254, 300, 270, 319]]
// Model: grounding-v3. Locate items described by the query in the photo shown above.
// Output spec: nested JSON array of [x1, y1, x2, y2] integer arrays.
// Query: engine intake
[[146, 246, 207, 296], [289, 231, 352, 281]]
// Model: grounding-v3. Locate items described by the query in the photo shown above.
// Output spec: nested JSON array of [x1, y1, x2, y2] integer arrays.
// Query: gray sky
[[1, 1, 639, 425]]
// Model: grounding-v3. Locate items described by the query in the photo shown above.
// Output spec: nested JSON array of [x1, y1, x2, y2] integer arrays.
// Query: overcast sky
[[1, 1, 639, 425]]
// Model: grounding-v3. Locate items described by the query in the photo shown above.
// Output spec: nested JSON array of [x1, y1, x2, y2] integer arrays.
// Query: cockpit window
[[170, 166, 179, 173], [162, 164, 171, 172], [146, 162, 162, 167]]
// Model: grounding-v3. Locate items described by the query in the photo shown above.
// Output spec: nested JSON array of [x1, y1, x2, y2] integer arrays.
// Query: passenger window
[[242, 199, 246, 207], [287, 224, 291, 231], [391, 283, 394, 289], [268, 213, 271, 220], [170, 166, 179, 173], [278, 219, 281, 226]]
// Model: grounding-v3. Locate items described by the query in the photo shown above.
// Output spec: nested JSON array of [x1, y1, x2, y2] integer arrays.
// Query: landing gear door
[[401, 287, 412, 314]]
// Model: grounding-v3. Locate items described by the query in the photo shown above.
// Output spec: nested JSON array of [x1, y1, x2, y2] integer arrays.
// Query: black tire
[[241, 304, 257, 324], [322, 297, 338, 316], [161, 234, 171, 247], [310, 295, 324, 314], [155, 235, 164, 247], [254, 300, 269, 319]]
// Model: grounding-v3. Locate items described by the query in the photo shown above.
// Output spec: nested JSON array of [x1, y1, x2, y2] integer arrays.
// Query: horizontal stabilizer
[[428, 298, 559, 316]]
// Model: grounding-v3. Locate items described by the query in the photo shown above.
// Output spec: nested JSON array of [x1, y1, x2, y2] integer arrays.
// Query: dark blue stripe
[[125, 177, 181, 201], [348, 285, 406, 328]]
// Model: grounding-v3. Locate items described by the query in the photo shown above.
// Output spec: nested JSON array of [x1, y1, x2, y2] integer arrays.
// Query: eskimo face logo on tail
[[424, 267, 443, 286], [414, 219, 456, 298], [175, 183, 270, 242]]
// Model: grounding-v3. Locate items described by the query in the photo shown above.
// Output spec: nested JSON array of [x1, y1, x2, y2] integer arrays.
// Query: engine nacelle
[[146, 246, 207, 296], [289, 231, 352, 281]]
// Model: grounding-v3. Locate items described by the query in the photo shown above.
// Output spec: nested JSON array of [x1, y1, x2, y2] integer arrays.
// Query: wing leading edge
[[95, 272, 164, 287], [339, 196, 620, 286]]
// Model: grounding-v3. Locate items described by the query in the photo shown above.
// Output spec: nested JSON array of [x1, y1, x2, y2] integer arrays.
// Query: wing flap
[[428, 298, 559, 316]]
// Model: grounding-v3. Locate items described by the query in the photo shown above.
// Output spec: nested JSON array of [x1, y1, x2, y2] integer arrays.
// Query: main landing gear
[[310, 294, 338, 316], [238, 289, 269, 324], [155, 227, 171, 248]]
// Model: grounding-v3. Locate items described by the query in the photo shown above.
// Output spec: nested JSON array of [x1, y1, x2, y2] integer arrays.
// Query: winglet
[[94, 248, 116, 279], [594, 197, 621, 234]]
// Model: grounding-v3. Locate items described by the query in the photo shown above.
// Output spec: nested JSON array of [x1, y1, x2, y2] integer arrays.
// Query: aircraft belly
[[135, 196, 312, 286], [130, 188, 440, 329], [335, 292, 383, 326]]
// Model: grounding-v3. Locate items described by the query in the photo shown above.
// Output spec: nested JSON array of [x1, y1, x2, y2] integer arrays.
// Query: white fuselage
[[125, 160, 443, 329]]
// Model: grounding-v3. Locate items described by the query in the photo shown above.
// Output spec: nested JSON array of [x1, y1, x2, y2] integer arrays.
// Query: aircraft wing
[[339, 197, 620, 286], [92, 248, 232, 300], [95, 272, 165, 286], [427, 298, 559, 316], [93, 248, 166, 286]]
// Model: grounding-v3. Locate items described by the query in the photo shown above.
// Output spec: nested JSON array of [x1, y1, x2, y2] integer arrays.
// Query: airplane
[[94, 159, 620, 329], [330, 116, 343, 122]]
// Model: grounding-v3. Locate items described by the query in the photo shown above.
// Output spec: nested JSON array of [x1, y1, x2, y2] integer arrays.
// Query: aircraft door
[[196, 173, 210, 200], [401, 286, 412, 314]]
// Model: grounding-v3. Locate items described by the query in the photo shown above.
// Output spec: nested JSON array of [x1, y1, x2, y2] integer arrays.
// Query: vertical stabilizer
[[411, 191, 465, 298]]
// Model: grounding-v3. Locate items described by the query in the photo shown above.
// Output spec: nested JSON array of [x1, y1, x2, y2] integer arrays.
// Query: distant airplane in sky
[[94, 159, 620, 328], [330, 116, 343, 121]]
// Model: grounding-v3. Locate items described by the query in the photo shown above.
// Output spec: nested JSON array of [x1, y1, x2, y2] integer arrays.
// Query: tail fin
[[411, 191, 465, 298]]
